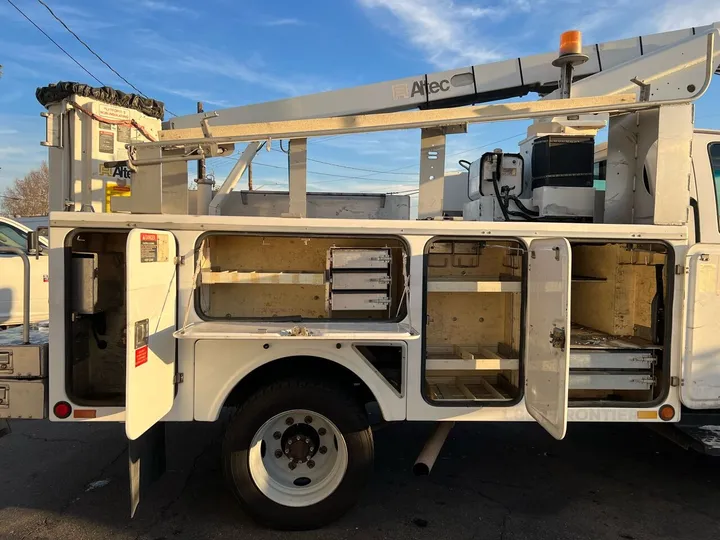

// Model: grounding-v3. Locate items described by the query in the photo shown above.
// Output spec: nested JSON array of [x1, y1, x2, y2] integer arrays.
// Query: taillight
[[53, 401, 72, 419]]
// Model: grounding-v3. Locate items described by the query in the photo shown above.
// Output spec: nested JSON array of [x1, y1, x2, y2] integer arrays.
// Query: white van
[[0, 216, 49, 326]]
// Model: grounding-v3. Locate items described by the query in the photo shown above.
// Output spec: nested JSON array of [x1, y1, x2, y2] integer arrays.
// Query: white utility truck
[[0, 216, 49, 327], [2, 24, 720, 530]]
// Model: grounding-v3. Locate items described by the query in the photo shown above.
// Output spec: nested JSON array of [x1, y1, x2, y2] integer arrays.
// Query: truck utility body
[[3, 23, 720, 530]]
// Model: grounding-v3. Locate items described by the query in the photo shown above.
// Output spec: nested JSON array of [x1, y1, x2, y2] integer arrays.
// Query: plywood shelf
[[427, 278, 521, 293], [201, 271, 324, 285]]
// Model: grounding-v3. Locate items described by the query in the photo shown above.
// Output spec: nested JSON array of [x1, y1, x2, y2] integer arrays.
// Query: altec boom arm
[[165, 23, 720, 131]]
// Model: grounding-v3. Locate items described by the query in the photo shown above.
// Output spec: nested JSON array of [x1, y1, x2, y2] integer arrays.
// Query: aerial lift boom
[[166, 23, 720, 130]]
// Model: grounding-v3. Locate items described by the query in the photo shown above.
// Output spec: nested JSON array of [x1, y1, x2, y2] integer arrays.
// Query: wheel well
[[223, 356, 378, 414]]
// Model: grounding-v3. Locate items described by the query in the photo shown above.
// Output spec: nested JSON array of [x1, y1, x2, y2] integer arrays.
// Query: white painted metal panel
[[569, 351, 655, 370], [682, 245, 720, 409], [525, 238, 571, 440], [472, 58, 522, 95], [330, 292, 390, 311], [568, 32, 717, 103], [330, 248, 391, 269], [426, 68, 477, 102], [125, 229, 177, 440], [332, 272, 390, 290], [598, 37, 642, 70], [569, 372, 654, 391]]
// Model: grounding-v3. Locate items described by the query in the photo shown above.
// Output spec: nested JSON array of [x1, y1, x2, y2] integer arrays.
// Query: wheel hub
[[281, 423, 319, 463]]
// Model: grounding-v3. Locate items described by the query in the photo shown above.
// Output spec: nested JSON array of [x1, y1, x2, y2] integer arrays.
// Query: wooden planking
[[205, 234, 405, 318], [571, 243, 667, 338], [572, 244, 634, 335], [427, 279, 521, 293], [426, 292, 508, 346], [201, 271, 324, 285]]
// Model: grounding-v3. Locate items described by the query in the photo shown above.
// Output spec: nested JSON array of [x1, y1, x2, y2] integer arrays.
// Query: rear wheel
[[222, 378, 374, 530]]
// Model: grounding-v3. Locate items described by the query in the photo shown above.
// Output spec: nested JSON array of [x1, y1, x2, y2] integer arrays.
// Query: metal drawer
[[330, 293, 391, 311], [0, 380, 47, 419], [331, 272, 391, 290], [0, 344, 48, 377], [569, 350, 656, 370], [569, 372, 655, 391], [330, 249, 391, 269]]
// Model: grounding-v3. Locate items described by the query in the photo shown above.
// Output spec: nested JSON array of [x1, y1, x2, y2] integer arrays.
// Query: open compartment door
[[682, 245, 720, 409], [525, 238, 571, 440], [125, 229, 177, 440]]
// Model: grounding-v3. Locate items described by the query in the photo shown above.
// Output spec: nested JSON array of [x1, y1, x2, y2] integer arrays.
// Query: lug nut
[[318, 428, 326, 436], [305, 438, 310, 444], [273, 431, 281, 440], [288, 462, 297, 470], [285, 448, 290, 455], [285, 417, 294, 425], [296, 435, 302, 441], [307, 460, 315, 469], [305, 415, 313, 423], [309, 447, 315, 452], [319, 446, 327, 454], [274, 449, 283, 459]]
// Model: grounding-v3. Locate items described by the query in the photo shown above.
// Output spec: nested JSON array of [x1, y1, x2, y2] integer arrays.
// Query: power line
[[6, 0, 104, 86], [270, 147, 416, 175], [35, 0, 177, 117]]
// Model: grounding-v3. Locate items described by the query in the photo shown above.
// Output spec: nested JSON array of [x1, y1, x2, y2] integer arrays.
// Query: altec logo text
[[392, 79, 452, 100]]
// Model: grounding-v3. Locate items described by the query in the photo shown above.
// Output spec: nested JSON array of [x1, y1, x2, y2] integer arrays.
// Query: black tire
[[222, 377, 374, 530]]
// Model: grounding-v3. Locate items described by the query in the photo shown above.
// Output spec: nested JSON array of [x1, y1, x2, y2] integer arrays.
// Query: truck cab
[[0, 216, 49, 327]]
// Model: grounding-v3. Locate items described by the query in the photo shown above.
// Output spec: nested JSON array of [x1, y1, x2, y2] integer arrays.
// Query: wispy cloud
[[260, 18, 304, 27], [357, 0, 506, 68], [157, 87, 231, 107], [133, 29, 329, 97], [650, 0, 720, 32]]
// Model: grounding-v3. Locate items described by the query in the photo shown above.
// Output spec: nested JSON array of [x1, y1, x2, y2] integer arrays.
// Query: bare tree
[[1, 162, 50, 217]]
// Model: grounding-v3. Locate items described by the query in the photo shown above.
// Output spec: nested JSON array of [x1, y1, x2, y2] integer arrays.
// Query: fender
[[193, 339, 409, 422]]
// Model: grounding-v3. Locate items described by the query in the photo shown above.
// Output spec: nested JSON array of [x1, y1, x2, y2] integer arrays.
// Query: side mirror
[[26, 231, 40, 259]]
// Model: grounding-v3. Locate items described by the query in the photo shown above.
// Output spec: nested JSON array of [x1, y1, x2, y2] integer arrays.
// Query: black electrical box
[[531, 135, 594, 190]]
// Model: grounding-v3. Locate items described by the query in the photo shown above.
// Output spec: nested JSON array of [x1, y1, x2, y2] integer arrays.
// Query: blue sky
[[2, 0, 720, 207]]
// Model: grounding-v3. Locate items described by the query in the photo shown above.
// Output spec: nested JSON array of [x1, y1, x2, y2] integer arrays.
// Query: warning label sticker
[[140, 232, 169, 263], [117, 125, 131, 143], [135, 345, 148, 367], [99, 130, 114, 153]]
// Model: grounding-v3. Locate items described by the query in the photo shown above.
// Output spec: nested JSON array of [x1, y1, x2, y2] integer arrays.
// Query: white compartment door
[[525, 238, 571, 440], [682, 245, 720, 409], [125, 229, 177, 440]]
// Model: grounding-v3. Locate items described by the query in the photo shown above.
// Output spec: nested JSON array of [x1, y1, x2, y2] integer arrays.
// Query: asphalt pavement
[[1, 418, 719, 539]]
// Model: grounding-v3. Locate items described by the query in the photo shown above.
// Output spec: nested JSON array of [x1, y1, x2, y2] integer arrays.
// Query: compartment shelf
[[426, 345, 519, 372], [201, 271, 324, 285], [427, 376, 510, 401], [427, 277, 521, 293], [572, 275, 608, 282], [570, 324, 662, 350]]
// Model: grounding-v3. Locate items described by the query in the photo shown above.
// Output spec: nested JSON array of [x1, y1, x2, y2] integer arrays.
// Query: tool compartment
[[422, 239, 669, 406]]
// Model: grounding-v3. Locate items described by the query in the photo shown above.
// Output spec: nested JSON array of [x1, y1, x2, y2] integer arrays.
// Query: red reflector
[[53, 401, 72, 419], [73, 409, 97, 419]]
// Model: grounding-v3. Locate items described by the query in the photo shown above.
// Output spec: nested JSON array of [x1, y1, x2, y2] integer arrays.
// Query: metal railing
[[0, 247, 30, 344]]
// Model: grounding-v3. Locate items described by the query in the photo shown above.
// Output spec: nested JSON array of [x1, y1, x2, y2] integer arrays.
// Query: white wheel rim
[[248, 409, 348, 507]]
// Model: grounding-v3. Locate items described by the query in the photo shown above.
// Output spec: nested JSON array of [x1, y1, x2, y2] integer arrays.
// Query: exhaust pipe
[[412, 421, 454, 476]]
